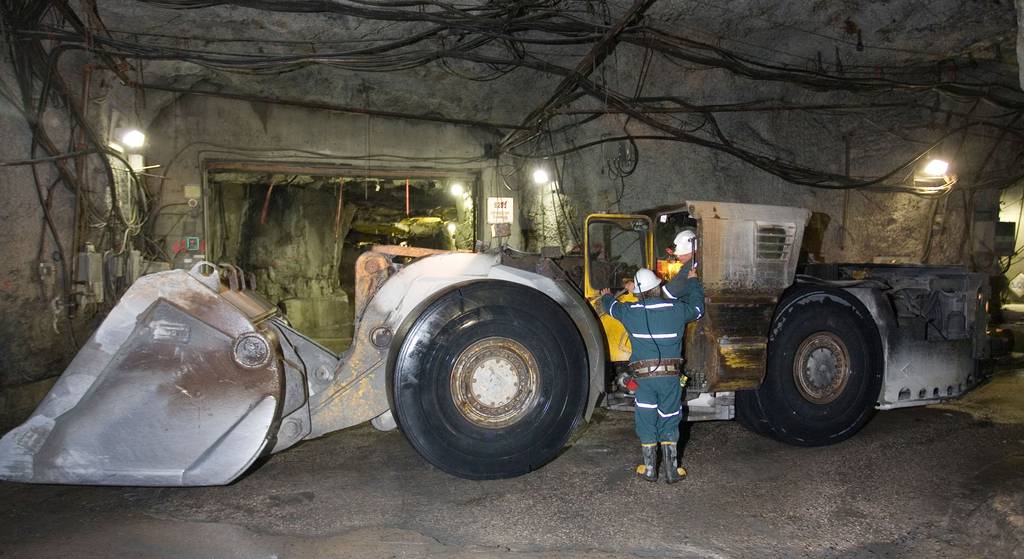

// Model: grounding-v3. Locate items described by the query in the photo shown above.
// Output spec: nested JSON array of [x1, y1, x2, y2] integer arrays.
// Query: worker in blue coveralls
[[600, 229, 704, 483]]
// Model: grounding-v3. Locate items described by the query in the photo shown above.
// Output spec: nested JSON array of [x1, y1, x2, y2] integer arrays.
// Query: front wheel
[[391, 281, 589, 479], [736, 290, 882, 446]]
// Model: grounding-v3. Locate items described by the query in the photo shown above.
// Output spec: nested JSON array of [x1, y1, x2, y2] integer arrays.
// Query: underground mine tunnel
[[1, 1, 1023, 557], [205, 170, 475, 351]]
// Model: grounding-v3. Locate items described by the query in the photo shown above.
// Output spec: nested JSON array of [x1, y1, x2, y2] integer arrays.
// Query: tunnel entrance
[[206, 164, 477, 352]]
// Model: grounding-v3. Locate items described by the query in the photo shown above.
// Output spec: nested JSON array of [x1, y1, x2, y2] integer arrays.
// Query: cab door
[[582, 214, 654, 363]]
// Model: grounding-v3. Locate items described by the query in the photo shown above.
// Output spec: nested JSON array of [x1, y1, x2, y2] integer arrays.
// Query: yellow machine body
[[581, 213, 655, 363]]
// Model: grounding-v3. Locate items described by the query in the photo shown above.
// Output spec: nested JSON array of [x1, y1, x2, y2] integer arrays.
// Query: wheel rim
[[450, 337, 541, 429], [792, 331, 850, 405]]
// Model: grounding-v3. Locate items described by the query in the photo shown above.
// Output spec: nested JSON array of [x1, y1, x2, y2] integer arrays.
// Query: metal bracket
[[188, 261, 221, 292], [218, 263, 247, 291]]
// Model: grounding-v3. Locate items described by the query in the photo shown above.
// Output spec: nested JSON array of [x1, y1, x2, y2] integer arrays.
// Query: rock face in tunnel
[[214, 179, 356, 353], [1019, 0, 1024, 90], [208, 173, 472, 352]]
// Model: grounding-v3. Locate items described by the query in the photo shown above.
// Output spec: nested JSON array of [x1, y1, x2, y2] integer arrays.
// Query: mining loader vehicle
[[0, 201, 995, 485]]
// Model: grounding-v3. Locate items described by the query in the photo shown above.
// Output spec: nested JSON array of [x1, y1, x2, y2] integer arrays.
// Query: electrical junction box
[[75, 244, 104, 304], [1010, 272, 1024, 298], [490, 223, 512, 238], [995, 221, 1016, 257], [183, 184, 202, 201], [125, 250, 142, 284]]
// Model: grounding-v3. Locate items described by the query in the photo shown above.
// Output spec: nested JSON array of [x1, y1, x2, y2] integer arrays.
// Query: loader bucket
[[0, 262, 287, 486]]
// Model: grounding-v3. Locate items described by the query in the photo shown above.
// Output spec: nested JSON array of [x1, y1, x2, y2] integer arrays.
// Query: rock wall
[[541, 107, 997, 268], [518, 40, 1016, 267], [0, 64, 80, 388], [0, 56, 123, 425]]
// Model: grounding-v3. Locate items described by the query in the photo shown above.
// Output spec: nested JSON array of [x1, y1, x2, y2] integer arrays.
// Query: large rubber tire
[[736, 289, 883, 446], [391, 281, 589, 479]]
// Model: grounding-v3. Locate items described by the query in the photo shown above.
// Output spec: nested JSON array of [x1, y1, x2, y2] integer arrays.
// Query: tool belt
[[628, 358, 683, 378]]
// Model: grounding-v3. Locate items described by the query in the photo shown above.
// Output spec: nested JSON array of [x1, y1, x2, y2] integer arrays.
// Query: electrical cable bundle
[[9, 0, 1022, 198], [4, 0, 1024, 279]]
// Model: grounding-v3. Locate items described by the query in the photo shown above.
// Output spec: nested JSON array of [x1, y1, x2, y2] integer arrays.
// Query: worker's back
[[606, 296, 694, 362]]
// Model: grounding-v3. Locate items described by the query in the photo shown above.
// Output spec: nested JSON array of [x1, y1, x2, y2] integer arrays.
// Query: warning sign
[[487, 197, 514, 224]]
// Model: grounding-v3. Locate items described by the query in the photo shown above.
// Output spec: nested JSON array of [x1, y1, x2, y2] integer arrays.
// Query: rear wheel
[[736, 290, 882, 446], [391, 281, 589, 479]]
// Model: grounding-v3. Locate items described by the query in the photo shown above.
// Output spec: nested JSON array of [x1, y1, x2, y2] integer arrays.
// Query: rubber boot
[[636, 444, 658, 482], [661, 442, 687, 484]]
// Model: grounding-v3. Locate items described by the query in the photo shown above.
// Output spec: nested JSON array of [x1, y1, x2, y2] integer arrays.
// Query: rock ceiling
[[87, 0, 1019, 125]]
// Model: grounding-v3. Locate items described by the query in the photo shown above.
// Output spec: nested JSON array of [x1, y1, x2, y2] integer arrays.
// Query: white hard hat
[[631, 268, 661, 294], [673, 229, 697, 255]]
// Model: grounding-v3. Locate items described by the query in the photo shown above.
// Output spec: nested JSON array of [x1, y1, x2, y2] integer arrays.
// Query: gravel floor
[[1, 371, 1022, 559]]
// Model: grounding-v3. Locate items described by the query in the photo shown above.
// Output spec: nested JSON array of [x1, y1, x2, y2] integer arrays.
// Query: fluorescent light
[[532, 168, 549, 185]]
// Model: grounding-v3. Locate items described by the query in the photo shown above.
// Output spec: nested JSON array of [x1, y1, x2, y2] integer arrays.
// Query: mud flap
[[0, 264, 284, 486]]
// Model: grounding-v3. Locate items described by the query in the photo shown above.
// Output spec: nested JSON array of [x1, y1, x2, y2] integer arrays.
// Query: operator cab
[[649, 207, 699, 282], [583, 214, 653, 295]]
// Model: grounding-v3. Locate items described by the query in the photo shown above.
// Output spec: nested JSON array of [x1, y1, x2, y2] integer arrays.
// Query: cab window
[[654, 211, 697, 280], [587, 219, 646, 290]]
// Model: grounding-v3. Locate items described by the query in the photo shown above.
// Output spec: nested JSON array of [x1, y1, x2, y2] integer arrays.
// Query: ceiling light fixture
[[921, 159, 949, 178], [120, 129, 146, 150], [912, 158, 957, 195]]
